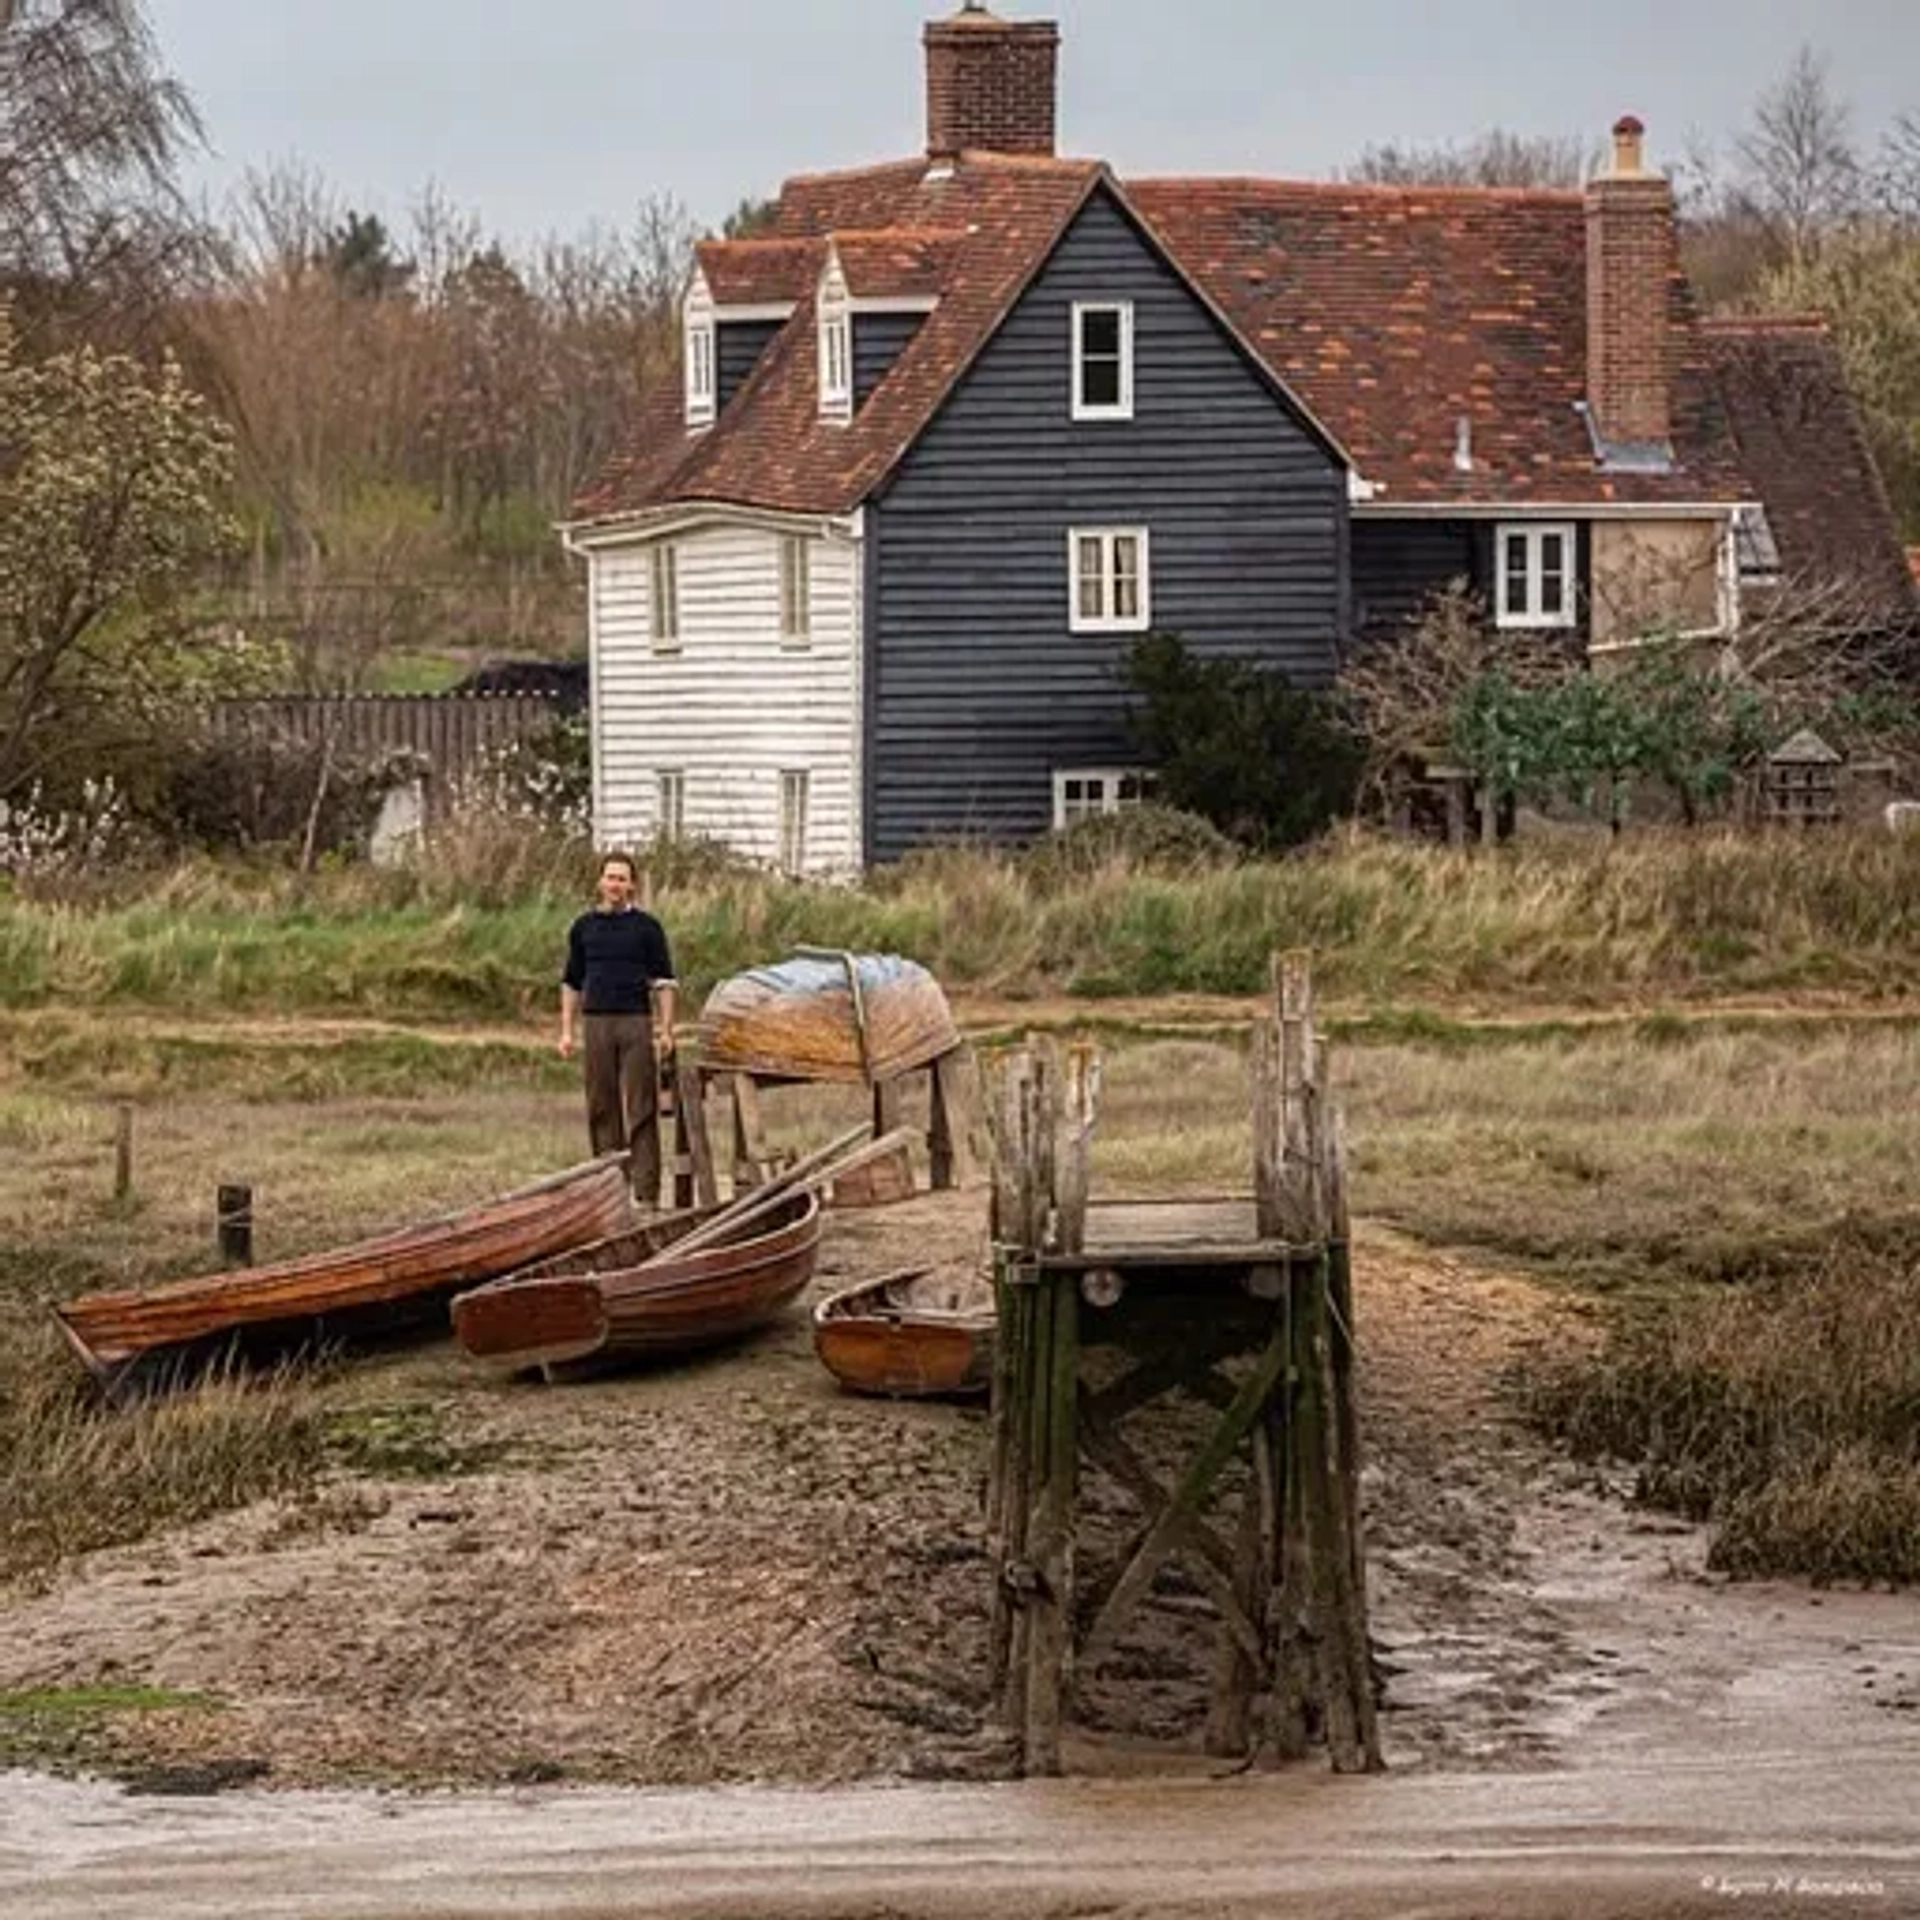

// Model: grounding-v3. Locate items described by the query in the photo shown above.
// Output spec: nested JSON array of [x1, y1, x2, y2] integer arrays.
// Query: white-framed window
[[1052, 768, 1153, 829], [1072, 301, 1134, 421], [1069, 527, 1151, 633], [650, 543, 681, 652], [1496, 523, 1576, 629], [779, 535, 812, 645], [685, 321, 715, 426], [820, 311, 851, 420], [778, 770, 810, 876], [656, 769, 686, 841]]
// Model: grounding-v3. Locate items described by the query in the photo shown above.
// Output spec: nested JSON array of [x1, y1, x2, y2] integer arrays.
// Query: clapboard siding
[[717, 320, 784, 414], [868, 186, 1347, 861], [590, 525, 861, 873], [855, 313, 928, 410], [1351, 520, 1480, 637]]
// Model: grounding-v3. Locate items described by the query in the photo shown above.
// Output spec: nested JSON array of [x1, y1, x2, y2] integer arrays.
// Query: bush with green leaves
[[1121, 633, 1364, 850], [1020, 803, 1238, 891]]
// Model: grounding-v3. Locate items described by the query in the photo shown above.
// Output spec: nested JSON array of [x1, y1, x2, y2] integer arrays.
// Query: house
[[563, 3, 1915, 875]]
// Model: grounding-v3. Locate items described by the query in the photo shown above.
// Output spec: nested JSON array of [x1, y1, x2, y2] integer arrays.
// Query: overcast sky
[[145, 0, 1919, 247]]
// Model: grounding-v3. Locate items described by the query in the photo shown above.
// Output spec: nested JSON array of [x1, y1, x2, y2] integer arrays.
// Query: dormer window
[[817, 246, 853, 424], [1072, 301, 1134, 421], [821, 311, 851, 417], [684, 271, 716, 429]]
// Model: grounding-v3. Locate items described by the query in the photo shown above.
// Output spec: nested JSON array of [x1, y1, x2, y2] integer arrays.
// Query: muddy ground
[[2, 1190, 1917, 1797]]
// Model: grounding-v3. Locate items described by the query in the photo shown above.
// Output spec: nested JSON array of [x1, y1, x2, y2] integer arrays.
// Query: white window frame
[[684, 271, 716, 429], [1068, 527, 1151, 634], [779, 535, 812, 647], [820, 311, 852, 419], [656, 769, 686, 841], [1052, 768, 1154, 830], [778, 770, 810, 876], [1072, 300, 1135, 422], [1495, 522, 1577, 630], [650, 542, 681, 653]]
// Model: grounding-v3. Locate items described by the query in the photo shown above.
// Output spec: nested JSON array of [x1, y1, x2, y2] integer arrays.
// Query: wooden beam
[[1080, 1320, 1291, 1666]]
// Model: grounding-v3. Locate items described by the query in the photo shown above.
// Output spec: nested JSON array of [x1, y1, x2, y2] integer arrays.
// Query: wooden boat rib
[[696, 951, 960, 1084], [450, 1188, 822, 1377], [813, 1266, 996, 1399], [54, 1156, 635, 1388]]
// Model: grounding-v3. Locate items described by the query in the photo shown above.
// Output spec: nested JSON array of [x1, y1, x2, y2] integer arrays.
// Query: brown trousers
[[583, 1014, 660, 1202]]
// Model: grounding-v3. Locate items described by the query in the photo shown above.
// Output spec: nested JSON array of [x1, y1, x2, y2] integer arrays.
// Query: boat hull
[[451, 1189, 822, 1376], [812, 1268, 996, 1398], [697, 953, 960, 1084], [53, 1157, 635, 1392]]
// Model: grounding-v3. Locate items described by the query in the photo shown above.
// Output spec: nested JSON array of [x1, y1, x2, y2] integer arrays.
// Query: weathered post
[[217, 1184, 254, 1268], [112, 1101, 134, 1204]]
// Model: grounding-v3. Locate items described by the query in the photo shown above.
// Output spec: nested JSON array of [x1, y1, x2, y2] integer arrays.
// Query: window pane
[[1081, 357, 1122, 409], [1112, 536, 1139, 620], [1081, 309, 1121, 358], [1539, 532, 1567, 617], [1503, 532, 1530, 611], [1077, 537, 1106, 621]]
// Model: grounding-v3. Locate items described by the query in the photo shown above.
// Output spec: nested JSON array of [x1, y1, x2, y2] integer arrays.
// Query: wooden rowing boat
[[449, 1187, 822, 1378], [812, 1266, 996, 1398], [53, 1156, 635, 1394], [696, 951, 960, 1084]]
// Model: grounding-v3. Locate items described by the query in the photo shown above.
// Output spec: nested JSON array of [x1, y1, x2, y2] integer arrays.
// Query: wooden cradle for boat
[[812, 1267, 996, 1399], [696, 951, 960, 1084], [449, 1187, 822, 1377], [53, 1155, 635, 1393]]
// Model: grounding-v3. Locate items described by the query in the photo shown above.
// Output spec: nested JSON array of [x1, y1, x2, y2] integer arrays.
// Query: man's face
[[598, 861, 637, 910]]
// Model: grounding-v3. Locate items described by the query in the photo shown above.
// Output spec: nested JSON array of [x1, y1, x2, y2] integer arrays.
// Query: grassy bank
[[3, 827, 1918, 1020]]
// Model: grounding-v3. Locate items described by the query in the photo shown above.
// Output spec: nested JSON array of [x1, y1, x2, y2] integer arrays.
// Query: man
[[559, 852, 676, 1203]]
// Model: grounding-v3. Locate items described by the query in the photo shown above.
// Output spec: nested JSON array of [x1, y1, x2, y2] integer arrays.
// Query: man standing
[[559, 852, 677, 1203]]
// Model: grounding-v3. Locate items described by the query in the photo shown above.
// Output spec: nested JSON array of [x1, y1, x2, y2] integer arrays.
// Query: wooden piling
[[217, 1184, 254, 1268], [112, 1101, 134, 1204]]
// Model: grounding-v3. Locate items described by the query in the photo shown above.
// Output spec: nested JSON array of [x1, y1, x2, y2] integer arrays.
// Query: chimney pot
[[1611, 114, 1648, 177]]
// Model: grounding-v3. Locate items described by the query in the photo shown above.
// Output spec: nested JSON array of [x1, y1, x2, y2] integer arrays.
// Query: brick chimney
[[924, 3, 1060, 162], [1585, 115, 1677, 455]]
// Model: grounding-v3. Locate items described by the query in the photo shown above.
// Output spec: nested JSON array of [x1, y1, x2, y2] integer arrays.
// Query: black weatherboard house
[[561, 4, 1915, 877]]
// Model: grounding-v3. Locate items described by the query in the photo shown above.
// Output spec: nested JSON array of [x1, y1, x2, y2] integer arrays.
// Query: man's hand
[[558, 1031, 575, 1060]]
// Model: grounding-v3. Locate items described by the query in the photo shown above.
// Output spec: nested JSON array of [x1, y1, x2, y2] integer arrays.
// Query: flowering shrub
[[0, 778, 142, 884]]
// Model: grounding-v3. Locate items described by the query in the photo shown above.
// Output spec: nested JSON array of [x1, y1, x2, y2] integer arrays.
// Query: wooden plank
[[928, 1048, 974, 1191], [1276, 951, 1323, 1242], [732, 1076, 770, 1191], [1054, 1044, 1100, 1257], [1024, 1270, 1078, 1776], [1081, 1320, 1291, 1666], [678, 1062, 720, 1210], [986, 1248, 1025, 1701], [1253, 1017, 1283, 1239], [1269, 1271, 1313, 1762]]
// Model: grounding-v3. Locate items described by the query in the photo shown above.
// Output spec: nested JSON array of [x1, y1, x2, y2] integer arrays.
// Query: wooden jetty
[[985, 952, 1380, 1779]]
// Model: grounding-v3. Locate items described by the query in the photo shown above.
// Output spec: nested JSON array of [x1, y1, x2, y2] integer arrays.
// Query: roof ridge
[[698, 235, 822, 253], [1128, 173, 1586, 206]]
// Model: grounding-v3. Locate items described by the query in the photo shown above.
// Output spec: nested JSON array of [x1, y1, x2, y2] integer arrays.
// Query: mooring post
[[112, 1101, 134, 1204], [217, 1184, 254, 1268]]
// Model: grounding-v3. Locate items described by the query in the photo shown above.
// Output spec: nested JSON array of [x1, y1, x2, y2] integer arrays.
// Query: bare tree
[[1735, 45, 1861, 263], [0, 0, 203, 337], [1346, 129, 1597, 190]]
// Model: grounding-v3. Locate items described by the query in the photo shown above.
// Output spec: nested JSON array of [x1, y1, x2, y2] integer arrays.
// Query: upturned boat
[[54, 1155, 635, 1394], [449, 1187, 822, 1378], [696, 950, 960, 1084], [812, 1266, 996, 1398]]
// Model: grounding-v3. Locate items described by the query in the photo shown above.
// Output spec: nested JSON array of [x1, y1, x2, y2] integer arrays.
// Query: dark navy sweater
[[562, 909, 675, 1016]]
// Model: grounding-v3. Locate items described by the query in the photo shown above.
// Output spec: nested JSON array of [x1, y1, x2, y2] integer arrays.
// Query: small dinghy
[[812, 1266, 996, 1398], [697, 951, 960, 1084], [451, 1189, 823, 1378], [54, 1155, 635, 1395]]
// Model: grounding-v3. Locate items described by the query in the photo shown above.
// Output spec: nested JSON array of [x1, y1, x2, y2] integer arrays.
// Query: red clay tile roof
[[573, 153, 1101, 522], [1128, 177, 1748, 506], [694, 237, 819, 306], [831, 228, 964, 300], [574, 156, 1890, 577], [1702, 315, 1918, 615]]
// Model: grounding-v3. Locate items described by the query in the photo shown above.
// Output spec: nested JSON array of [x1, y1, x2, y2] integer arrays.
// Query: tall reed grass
[[4, 825, 1917, 1020]]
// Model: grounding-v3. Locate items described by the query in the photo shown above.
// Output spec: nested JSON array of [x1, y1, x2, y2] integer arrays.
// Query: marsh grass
[[5, 827, 1918, 1019]]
